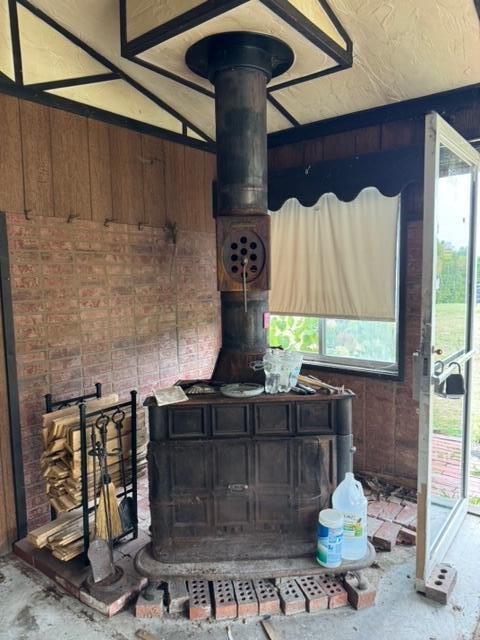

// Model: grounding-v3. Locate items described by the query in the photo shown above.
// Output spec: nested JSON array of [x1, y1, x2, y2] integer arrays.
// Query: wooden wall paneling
[[184, 146, 206, 232], [20, 101, 54, 217], [203, 152, 216, 233], [88, 120, 113, 223], [323, 130, 356, 161], [141, 134, 166, 228], [268, 142, 305, 172], [449, 102, 480, 141], [381, 119, 424, 151], [303, 137, 324, 166], [354, 126, 381, 155], [163, 140, 186, 229], [109, 126, 144, 226], [50, 109, 92, 220], [0, 94, 24, 213], [0, 295, 16, 554]]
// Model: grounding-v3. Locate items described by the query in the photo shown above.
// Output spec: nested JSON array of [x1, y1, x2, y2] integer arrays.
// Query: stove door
[[148, 435, 335, 562]]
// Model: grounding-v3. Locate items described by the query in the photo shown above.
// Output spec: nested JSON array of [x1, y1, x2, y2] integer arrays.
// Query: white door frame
[[416, 112, 480, 592]]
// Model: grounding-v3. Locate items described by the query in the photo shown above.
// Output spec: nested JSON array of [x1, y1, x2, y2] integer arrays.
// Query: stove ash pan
[[145, 392, 354, 563]]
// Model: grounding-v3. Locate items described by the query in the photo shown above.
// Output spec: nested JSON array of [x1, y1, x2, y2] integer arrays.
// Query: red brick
[[372, 521, 401, 551], [394, 503, 417, 527], [134, 589, 164, 618], [367, 500, 385, 518], [233, 580, 258, 617], [253, 580, 280, 615], [343, 575, 376, 609], [367, 516, 383, 540], [317, 576, 348, 609], [212, 580, 237, 620], [278, 580, 306, 615], [188, 580, 211, 620], [425, 564, 457, 605], [397, 527, 417, 545], [296, 576, 329, 612], [379, 501, 403, 522]]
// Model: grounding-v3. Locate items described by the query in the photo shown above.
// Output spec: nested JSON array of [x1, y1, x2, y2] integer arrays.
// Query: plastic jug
[[332, 472, 367, 560], [316, 508, 343, 568]]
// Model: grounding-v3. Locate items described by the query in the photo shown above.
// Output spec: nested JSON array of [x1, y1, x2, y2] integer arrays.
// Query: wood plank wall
[[0, 94, 216, 233]]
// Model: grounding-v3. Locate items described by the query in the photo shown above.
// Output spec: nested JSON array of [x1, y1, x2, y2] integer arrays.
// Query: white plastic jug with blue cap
[[332, 472, 367, 560]]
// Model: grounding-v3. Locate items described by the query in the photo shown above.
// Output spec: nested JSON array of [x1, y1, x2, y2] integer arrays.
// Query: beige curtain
[[270, 187, 400, 321]]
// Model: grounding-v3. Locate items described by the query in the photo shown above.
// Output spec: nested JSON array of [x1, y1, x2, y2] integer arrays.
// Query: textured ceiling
[[0, 0, 479, 146]]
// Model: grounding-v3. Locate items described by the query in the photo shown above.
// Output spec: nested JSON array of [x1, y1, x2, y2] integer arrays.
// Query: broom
[[95, 454, 123, 541]]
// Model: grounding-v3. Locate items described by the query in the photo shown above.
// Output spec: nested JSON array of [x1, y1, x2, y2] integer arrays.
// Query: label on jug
[[316, 522, 342, 568], [343, 513, 364, 538]]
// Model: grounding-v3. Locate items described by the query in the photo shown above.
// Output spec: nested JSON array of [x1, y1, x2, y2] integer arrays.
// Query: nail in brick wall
[[6, 213, 221, 529]]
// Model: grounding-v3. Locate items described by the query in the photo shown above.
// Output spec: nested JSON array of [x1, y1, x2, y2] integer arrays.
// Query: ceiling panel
[[18, 3, 109, 84], [0, 0, 14, 80], [48, 78, 183, 133]]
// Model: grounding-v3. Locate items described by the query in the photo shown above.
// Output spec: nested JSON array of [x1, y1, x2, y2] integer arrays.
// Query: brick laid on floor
[[373, 521, 402, 551], [212, 580, 237, 620], [253, 579, 280, 615], [296, 576, 329, 612], [188, 580, 211, 620], [233, 580, 259, 617], [317, 576, 348, 609], [278, 579, 306, 615]]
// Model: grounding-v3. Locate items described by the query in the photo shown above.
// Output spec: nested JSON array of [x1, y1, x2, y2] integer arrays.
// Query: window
[[269, 315, 399, 375], [269, 187, 402, 377]]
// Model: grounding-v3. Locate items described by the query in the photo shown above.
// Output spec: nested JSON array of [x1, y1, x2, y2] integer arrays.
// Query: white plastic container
[[316, 508, 343, 568], [332, 472, 368, 561]]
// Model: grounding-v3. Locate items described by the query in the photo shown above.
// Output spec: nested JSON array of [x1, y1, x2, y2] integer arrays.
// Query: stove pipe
[[187, 33, 293, 382]]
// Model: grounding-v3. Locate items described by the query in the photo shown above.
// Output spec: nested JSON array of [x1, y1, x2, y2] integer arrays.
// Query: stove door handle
[[228, 483, 249, 492]]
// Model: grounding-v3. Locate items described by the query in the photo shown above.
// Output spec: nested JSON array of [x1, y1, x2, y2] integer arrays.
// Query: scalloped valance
[[268, 146, 423, 211]]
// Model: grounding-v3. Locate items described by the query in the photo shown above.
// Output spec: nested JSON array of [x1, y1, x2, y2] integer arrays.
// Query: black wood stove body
[[145, 391, 354, 563]]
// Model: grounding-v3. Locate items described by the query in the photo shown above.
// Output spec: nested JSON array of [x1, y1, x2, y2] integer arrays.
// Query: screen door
[[415, 112, 480, 591]]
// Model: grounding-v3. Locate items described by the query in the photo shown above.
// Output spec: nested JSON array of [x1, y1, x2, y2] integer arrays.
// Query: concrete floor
[[0, 515, 479, 640]]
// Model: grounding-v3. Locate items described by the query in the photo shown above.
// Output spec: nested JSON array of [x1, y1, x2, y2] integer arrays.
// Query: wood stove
[[143, 390, 354, 563], [136, 32, 356, 573]]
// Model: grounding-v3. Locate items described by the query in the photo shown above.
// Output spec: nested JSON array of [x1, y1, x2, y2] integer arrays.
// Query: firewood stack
[[28, 394, 147, 561]]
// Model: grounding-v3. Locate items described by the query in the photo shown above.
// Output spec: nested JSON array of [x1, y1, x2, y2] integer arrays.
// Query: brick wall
[[6, 213, 220, 529]]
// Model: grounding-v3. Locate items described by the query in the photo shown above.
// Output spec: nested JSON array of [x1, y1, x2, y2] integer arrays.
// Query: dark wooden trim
[[262, 0, 352, 67], [0, 214, 27, 540], [16, 0, 214, 143], [129, 55, 215, 99], [0, 78, 216, 153], [269, 61, 344, 93], [123, 0, 245, 55], [8, 0, 22, 85], [268, 146, 424, 210], [475, 0, 480, 20], [268, 83, 480, 147], [267, 94, 299, 127], [26, 72, 118, 92], [0, 70, 13, 83]]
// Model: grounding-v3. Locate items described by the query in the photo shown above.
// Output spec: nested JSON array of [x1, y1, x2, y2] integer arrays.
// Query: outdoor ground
[[0, 514, 479, 640]]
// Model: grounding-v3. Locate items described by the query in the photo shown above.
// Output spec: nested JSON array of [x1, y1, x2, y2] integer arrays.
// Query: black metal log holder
[[45, 383, 103, 521], [45, 382, 102, 414], [79, 390, 138, 564]]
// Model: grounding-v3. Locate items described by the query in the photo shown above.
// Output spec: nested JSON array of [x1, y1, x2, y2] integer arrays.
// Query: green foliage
[[324, 318, 396, 362], [269, 316, 319, 353]]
